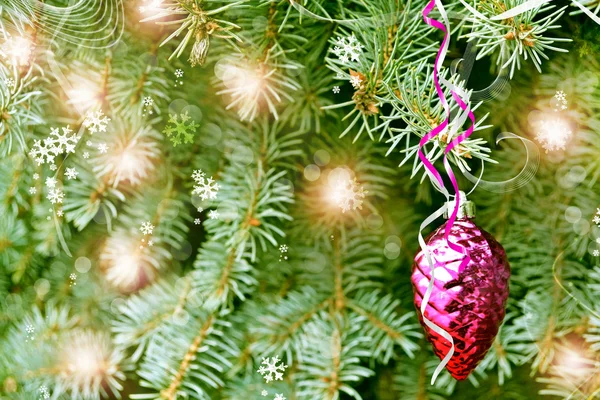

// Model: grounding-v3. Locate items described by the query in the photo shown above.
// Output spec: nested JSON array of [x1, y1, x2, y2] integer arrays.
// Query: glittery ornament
[[411, 201, 510, 380]]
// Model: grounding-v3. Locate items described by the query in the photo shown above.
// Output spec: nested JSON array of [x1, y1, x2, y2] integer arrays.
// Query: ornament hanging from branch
[[411, 193, 510, 380]]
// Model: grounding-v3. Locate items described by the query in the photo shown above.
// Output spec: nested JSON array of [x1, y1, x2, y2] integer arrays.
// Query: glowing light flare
[[100, 232, 155, 292], [531, 113, 574, 153], [215, 59, 270, 121], [554, 347, 595, 378], [0, 36, 33, 66], [65, 75, 103, 114], [139, 0, 164, 15], [322, 167, 367, 213], [219, 63, 266, 97], [94, 132, 158, 187], [61, 335, 108, 381]]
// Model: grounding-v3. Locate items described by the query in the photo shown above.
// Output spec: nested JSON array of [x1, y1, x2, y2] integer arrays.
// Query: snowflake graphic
[[39, 385, 50, 399], [45, 177, 57, 189], [163, 112, 198, 146], [257, 356, 287, 383], [279, 244, 288, 253], [28, 187, 36, 194], [98, 143, 108, 154], [47, 188, 64, 204], [31, 138, 57, 167], [175, 69, 184, 78], [192, 169, 220, 201], [593, 215, 600, 225], [208, 210, 220, 220], [57, 209, 63, 217], [332, 178, 367, 213], [261, 390, 268, 397], [83, 110, 111, 134], [535, 118, 572, 153], [83, 152, 90, 159], [332, 34, 364, 63], [148, 240, 154, 246], [33, 173, 39, 180], [553, 90, 568, 111], [4, 78, 15, 88], [332, 86, 340, 94], [350, 75, 362, 89], [192, 169, 205, 181], [140, 221, 154, 235], [142, 96, 154, 116], [274, 394, 286, 400], [197, 206, 204, 213], [593, 250, 600, 257], [65, 167, 79, 180], [29, 126, 79, 165], [194, 218, 201, 225]]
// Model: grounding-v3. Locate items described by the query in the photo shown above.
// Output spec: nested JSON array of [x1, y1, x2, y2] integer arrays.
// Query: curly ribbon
[[418, 0, 480, 384]]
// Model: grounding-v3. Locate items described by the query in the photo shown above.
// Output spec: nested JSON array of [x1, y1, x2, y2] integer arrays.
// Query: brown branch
[[161, 315, 215, 400]]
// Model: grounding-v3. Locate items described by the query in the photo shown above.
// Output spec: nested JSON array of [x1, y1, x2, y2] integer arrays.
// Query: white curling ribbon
[[571, 0, 600, 24], [417, 203, 455, 384], [491, 0, 552, 20]]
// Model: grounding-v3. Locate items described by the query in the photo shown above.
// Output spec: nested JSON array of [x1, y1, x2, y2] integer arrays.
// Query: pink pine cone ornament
[[411, 216, 510, 380]]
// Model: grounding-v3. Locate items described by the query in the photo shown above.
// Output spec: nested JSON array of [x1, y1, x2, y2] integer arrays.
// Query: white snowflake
[[143, 96, 153, 107], [140, 221, 154, 235], [83, 110, 110, 134], [29, 126, 79, 166], [197, 206, 204, 212], [593, 250, 600, 257], [175, 69, 184, 78], [49, 164, 57, 171], [28, 187, 36, 194], [51, 126, 78, 153], [208, 210, 220, 220], [194, 218, 201, 225], [192, 169, 220, 201], [148, 240, 154, 246], [332, 34, 364, 63], [45, 177, 57, 189], [47, 188, 64, 204], [261, 390, 268, 397], [257, 356, 287, 383], [535, 118, 572, 153], [274, 395, 286, 400], [332, 86, 340, 94], [39, 385, 50, 399], [4, 78, 15, 88], [350, 75, 362, 89], [593, 215, 600, 225], [279, 244, 288, 253], [83, 152, 90, 159], [57, 209, 64, 217], [553, 90, 568, 111], [86, 140, 93, 146], [98, 143, 108, 154], [33, 173, 39, 180], [65, 167, 79, 180], [332, 178, 367, 213]]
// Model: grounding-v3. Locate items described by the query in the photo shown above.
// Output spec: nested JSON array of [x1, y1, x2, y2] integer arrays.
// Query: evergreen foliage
[[1, 0, 600, 399]]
